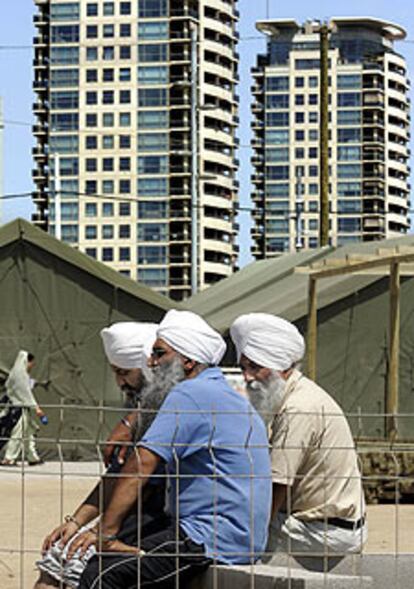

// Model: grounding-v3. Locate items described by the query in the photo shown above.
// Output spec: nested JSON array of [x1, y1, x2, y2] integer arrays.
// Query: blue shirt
[[139, 367, 271, 564]]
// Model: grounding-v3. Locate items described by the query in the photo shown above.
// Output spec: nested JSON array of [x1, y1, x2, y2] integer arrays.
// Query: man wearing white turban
[[230, 313, 367, 567], [75, 309, 272, 589], [35, 322, 165, 589]]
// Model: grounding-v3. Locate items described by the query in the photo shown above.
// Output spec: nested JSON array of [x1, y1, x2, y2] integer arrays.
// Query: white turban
[[230, 313, 305, 371], [100, 322, 157, 369], [157, 309, 226, 365]]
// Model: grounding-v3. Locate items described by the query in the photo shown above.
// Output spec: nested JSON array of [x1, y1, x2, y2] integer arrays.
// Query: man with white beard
[[34, 322, 171, 589], [230, 313, 367, 564], [74, 309, 272, 589]]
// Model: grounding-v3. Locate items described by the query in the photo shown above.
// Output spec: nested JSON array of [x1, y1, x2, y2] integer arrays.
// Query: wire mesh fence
[[1, 402, 414, 589]]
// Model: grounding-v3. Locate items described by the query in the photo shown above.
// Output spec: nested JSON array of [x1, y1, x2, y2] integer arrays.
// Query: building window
[[137, 110, 168, 128], [338, 164, 362, 178], [85, 225, 97, 239], [119, 46, 131, 59], [295, 130, 305, 141], [86, 25, 98, 39], [309, 112, 318, 123], [338, 93, 361, 107], [103, 113, 114, 127], [103, 24, 114, 37], [138, 201, 168, 219], [85, 181, 97, 194], [102, 202, 114, 216], [308, 219, 318, 231], [309, 147, 318, 159], [119, 135, 131, 148], [138, 65, 169, 85], [102, 248, 114, 261], [138, 21, 168, 40], [266, 147, 289, 163], [137, 268, 168, 287], [119, 157, 131, 171], [309, 165, 318, 177], [266, 94, 289, 109], [119, 247, 130, 261], [295, 112, 304, 124], [266, 165, 289, 180], [137, 178, 168, 196], [119, 202, 131, 216], [119, 112, 131, 126], [86, 68, 98, 82], [102, 135, 114, 149], [308, 199, 318, 210], [119, 67, 131, 82], [337, 75, 362, 89], [120, 2, 131, 15], [103, 90, 114, 104], [50, 68, 79, 88], [309, 76, 318, 87], [308, 94, 318, 105], [85, 203, 97, 217], [309, 129, 318, 141], [86, 91, 97, 105], [295, 77, 304, 88], [137, 223, 168, 241], [337, 146, 361, 161], [86, 48, 98, 62], [103, 46, 115, 60], [338, 218, 361, 233], [266, 76, 289, 91], [266, 112, 289, 127], [137, 155, 168, 174], [51, 47, 79, 65], [138, 0, 168, 18], [309, 184, 318, 196], [86, 158, 97, 172], [119, 225, 131, 238], [102, 180, 114, 194], [87, 4, 98, 17], [137, 132, 168, 152], [102, 69, 114, 82], [51, 113, 79, 131], [51, 25, 79, 43], [103, 158, 114, 171], [295, 95, 304, 105], [85, 248, 97, 258], [119, 179, 131, 193], [120, 24, 131, 37], [138, 88, 167, 107], [295, 148, 304, 159], [103, 2, 115, 16], [338, 128, 361, 143], [137, 245, 167, 264], [120, 90, 131, 104], [102, 225, 114, 239]]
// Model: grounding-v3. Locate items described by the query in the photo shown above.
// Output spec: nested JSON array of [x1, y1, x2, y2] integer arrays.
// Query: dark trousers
[[79, 516, 211, 589]]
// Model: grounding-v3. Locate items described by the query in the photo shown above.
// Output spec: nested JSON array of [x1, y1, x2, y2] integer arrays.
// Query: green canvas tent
[[0, 219, 176, 458], [185, 237, 414, 439]]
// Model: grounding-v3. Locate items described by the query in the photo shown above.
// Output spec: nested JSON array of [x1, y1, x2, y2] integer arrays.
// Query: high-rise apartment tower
[[251, 18, 410, 258], [33, 0, 239, 299]]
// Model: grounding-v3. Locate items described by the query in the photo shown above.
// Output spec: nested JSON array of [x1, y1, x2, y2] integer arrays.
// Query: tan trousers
[[3, 408, 40, 463]]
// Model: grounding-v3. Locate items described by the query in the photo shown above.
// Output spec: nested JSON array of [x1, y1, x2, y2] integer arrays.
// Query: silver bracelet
[[64, 514, 81, 528], [121, 417, 132, 429]]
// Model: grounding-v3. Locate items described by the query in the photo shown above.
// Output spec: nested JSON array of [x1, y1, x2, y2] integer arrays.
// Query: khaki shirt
[[270, 370, 365, 521]]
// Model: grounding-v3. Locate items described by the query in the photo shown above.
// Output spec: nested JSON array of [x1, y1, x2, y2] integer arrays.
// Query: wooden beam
[[387, 261, 400, 440], [307, 277, 318, 381]]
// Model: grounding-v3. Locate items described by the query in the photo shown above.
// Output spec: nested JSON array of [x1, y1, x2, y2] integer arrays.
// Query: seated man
[[230, 313, 367, 562], [35, 321, 168, 589], [73, 309, 272, 589]]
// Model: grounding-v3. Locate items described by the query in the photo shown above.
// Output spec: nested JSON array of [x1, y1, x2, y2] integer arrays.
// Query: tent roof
[[0, 218, 174, 311], [185, 235, 414, 332]]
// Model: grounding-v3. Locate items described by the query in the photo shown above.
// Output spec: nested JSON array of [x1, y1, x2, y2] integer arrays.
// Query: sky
[[1, 0, 413, 268]]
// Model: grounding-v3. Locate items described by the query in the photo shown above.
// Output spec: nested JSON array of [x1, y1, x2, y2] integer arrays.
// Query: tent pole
[[307, 276, 317, 380], [387, 261, 400, 439]]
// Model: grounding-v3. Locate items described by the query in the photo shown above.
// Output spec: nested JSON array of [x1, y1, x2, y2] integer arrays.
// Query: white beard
[[135, 356, 186, 439], [246, 372, 286, 426]]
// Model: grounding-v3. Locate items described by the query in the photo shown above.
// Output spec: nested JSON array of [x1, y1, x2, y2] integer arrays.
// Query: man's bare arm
[[100, 447, 160, 535]]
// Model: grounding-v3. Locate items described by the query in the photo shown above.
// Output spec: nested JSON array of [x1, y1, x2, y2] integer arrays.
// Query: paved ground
[[1, 462, 414, 588]]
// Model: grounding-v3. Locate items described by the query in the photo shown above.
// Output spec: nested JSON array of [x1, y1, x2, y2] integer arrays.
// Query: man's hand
[[103, 419, 133, 467], [67, 528, 98, 560], [66, 527, 142, 560], [42, 521, 79, 554]]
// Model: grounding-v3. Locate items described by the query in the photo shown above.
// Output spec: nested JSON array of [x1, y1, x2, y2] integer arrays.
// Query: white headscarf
[[6, 350, 37, 407], [157, 309, 226, 365], [100, 322, 158, 369], [230, 313, 305, 371]]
